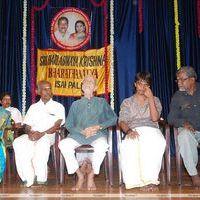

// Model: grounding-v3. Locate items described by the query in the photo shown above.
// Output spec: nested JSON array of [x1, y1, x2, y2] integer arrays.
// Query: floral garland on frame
[[22, 0, 27, 116]]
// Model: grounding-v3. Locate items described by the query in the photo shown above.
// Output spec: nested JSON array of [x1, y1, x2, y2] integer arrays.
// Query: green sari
[[0, 107, 11, 182]]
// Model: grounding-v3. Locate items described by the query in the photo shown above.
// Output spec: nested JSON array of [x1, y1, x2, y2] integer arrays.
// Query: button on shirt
[[23, 99, 65, 132]]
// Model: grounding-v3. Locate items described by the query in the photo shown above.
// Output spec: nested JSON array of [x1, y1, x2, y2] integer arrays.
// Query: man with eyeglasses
[[168, 66, 200, 187]]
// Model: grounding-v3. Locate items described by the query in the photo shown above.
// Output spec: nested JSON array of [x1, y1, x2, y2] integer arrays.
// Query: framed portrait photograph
[[51, 7, 91, 50]]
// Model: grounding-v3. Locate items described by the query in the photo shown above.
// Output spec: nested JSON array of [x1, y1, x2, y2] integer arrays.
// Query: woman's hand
[[144, 86, 154, 99], [126, 130, 139, 139]]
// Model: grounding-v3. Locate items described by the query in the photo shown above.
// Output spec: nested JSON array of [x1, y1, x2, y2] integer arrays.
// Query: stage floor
[[1, 158, 200, 200]]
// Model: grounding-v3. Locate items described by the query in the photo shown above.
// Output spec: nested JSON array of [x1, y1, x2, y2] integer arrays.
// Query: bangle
[[126, 128, 132, 134]]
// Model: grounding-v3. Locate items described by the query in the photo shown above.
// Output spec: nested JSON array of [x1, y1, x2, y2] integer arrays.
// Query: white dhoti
[[120, 126, 166, 189], [58, 137, 109, 175], [13, 134, 55, 186]]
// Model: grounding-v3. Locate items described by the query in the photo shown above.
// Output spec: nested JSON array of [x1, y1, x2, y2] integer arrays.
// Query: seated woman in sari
[[0, 106, 11, 183], [119, 72, 166, 191]]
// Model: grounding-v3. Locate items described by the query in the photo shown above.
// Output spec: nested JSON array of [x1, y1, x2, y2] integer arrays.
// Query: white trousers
[[58, 137, 109, 175], [120, 126, 166, 189], [177, 128, 200, 176], [13, 134, 55, 186]]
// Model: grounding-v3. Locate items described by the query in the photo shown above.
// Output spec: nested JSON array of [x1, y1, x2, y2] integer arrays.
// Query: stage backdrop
[[1, 0, 200, 155]]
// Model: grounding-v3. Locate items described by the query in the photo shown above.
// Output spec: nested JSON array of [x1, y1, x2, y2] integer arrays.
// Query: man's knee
[[178, 128, 197, 148], [13, 134, 28, 149], [36, 136, 51, 150], [92, 137, 109, 152], [58, 138, 78, 152], [178, 128, 190, 142]]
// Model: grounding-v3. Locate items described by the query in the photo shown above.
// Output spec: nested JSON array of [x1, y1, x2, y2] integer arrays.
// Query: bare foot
[[71, 169, 85, 191], [86, 162, 92, 174], [87, 170, 96, 191], [191, 175, 200, 187], [80, 160, 88, 175]]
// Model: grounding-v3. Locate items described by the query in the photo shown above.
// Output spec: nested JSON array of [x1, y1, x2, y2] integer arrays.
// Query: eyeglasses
[[136, 81, 150, 87], [175, 77, 189, 83]]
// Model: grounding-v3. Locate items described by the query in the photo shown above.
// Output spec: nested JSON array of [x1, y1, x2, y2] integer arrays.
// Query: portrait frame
[[51, 7, 91, 50]]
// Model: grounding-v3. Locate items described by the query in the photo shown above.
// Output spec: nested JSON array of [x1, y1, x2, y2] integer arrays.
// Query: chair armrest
[[58, 126, 69, 139]]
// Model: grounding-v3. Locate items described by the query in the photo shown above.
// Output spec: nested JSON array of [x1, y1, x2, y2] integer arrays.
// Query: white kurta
[[13, 99, 65, 187], [120, 126, 166, 189]]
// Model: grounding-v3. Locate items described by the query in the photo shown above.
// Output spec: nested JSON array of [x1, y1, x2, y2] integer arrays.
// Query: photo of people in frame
[[51, 8, 90, 50]]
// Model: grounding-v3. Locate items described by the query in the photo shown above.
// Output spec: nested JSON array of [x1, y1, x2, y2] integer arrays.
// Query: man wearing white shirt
[[54, 17, 70, 44], [13, 80, 65, 187]]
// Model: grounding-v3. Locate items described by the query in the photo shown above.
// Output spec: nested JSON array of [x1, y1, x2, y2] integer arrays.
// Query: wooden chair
[[4, 126, 60, 184], [59, 127, 114, 186], [5, 126, 24, 181], [171, 127, 200, 185], [117, 121, 171, 186]]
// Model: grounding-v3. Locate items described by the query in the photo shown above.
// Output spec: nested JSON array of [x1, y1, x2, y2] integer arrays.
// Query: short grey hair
[[176, 66, 197, 80], [37, 80, 51, 93]]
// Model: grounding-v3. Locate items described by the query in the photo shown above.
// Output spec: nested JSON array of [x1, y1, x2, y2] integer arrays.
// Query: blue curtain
[[1, 0, 200, 117], [179, 0, 200, 77], [115, 0, 178, 119], [0, 0, 23, 111], [1, 0, 200, 156]]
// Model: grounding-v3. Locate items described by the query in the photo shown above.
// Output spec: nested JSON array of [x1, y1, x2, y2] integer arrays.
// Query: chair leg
[[116, 129, 123, 186], [5, 148, 11, 181], [107, 127, 114, 186], [160, 158, 166, 184], [165, 126, 171, 184], [60, 153, 65, 184], [174, 128, 182, 185], [51, 146, 58, 184], [104, 154, 109, 182], [103, 151, 113, 186], [176, 150, 182, 185], [107, 151, 113, 186]]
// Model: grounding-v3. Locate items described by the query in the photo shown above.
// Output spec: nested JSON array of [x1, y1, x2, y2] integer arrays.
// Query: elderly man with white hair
[[13, 80, 65, 187], [59, 75, 117, 191], [168, 66, 200, 187]]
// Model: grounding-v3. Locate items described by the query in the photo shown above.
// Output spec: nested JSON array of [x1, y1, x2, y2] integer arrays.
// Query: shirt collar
[[39, 98, 53, 105], [81, 96, 95, 101]]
